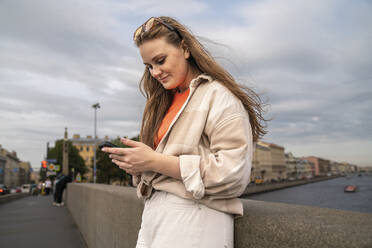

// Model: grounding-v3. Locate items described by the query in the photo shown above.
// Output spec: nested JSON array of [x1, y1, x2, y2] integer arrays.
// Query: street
[[0, 194, 86, 248]]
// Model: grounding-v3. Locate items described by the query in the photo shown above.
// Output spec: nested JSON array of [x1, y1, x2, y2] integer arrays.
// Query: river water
[[244, 173, 372, 214]]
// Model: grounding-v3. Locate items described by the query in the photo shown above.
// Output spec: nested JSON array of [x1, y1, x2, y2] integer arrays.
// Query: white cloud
[[0, 0, 371, 168]]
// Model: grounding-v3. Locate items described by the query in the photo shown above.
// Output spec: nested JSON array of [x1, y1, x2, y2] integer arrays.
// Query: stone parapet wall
[[67, 183, 372, 248]]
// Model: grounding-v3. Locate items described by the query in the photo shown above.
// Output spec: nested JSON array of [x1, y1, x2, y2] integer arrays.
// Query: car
[[10, 187, 22, 194], [0, 184, 10, 195], [21, 184, 31, 193], [254, 177, 264, 185], [305, 175, 313, 180]]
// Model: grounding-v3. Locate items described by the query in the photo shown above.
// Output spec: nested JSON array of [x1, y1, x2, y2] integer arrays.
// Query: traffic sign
[[48, 164, 55, 170], [47, 171, 56, 176], [47, 159, 57, 164]]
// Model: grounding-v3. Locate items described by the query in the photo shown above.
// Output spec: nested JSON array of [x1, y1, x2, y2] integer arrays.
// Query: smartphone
[[98, 141, 119, 150]]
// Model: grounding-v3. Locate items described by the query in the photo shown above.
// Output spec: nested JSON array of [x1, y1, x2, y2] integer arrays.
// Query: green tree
[[47, 139, 88, 178], [39, 168, 47, 182], [96, 137, 135, 185]]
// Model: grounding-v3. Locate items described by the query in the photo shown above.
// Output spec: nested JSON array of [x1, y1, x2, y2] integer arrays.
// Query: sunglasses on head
[[133, 17, 181, 41]]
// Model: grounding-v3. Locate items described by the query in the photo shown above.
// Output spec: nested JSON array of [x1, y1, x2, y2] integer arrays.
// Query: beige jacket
[[134, 74, 253, 216]]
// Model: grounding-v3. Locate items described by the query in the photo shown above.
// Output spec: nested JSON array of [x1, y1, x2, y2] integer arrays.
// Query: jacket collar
[[190, 73, 213, 89]]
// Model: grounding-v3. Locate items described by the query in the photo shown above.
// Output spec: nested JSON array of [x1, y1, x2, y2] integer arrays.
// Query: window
[[86, 146, 90, 152]]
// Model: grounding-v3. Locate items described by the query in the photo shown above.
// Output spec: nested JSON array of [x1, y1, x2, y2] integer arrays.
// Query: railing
[[67, 183, 372, 248]]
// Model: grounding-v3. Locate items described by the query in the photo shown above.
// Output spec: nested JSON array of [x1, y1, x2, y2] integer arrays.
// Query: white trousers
[[136, 191, 234, 248]]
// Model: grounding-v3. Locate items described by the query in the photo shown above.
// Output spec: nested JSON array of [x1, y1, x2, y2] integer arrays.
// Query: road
[[0, 194, 86, 248]]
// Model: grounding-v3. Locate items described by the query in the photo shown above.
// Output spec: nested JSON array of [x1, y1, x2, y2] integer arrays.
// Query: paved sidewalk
[[0, 194, 87, 248]]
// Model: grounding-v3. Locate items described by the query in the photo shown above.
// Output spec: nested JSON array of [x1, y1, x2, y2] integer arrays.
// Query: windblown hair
[[134, 16, 267, 148]]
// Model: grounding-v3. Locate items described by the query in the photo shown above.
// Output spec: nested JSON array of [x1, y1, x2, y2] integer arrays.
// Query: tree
[[39, 168, 47, 182], [47, 139, 88, 179], [96, 136, 135, 185]]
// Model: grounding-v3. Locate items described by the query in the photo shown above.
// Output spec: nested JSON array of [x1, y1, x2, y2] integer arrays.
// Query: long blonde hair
[[134, 16, 267, 148]]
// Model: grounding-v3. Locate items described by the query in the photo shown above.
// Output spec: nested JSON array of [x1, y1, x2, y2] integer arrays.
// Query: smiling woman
[[102, 16, 267, 248]]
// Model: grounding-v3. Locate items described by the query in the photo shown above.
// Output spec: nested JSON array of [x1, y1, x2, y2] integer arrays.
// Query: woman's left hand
[[101, 138, 158, 176]]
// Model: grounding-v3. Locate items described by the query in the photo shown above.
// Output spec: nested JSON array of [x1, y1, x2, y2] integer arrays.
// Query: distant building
[[70, 134, 108, 182], [252, 143, 271, 182], [255, 141, 286, 181], [337, 162, 357, 174], [19, 161, 32, 185], [0, 153, 6, 185], [359, 166, 372, 173], [302, 156, 330, 176], [0, 145, 23, 187], [285, 152, 297, 178], [30, 170, 40, 183], [329, 161, 344, 175], [296, 159, 315, 178]]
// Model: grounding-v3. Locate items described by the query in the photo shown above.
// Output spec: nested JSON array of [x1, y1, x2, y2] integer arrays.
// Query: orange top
[[154, 88, 190, 148]]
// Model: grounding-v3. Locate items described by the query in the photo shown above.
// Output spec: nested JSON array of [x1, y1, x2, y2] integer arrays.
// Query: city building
[[19, 161, 32, 185], [0, 153, 6, 185], [359, 166, 372, 173], [285, 152, 297, 178], [302, 156, 330, 176], [296, 159, 315, 179], [0, 144, 31, 188], [70, 134, 108, 182], [252, 143, 271, 182], [329, 161, 344, 175], [337, 162, 357, 174], [30, 170, 40, 184], [255, 141, 287, 182]]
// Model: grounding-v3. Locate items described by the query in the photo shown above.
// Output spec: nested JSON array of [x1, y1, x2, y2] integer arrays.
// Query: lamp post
[[92, 103, 100, 184]]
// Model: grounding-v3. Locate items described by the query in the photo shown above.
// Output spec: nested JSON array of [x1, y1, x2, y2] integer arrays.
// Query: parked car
[[0, 184, 10, 195], [305, 175, 313, 180], [21, 184, 31, 193], [10, 187, 22, 194], [255, 176, 264, 185]]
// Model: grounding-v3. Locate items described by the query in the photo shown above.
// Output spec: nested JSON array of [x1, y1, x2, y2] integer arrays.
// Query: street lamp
[[92, 103, 100, 184]]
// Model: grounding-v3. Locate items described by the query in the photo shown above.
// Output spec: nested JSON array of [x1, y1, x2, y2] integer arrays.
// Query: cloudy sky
[[1, 0, 371, 169]]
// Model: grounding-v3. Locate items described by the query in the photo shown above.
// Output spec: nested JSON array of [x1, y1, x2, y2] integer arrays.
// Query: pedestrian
[[54, 174, 71, 207], [45, 178, 52, 195], [37, 181, 43, 196], [102, 16, 266, 248], [52, 175, 61, 206]]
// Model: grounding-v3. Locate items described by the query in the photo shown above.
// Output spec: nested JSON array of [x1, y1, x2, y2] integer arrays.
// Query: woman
[[102, 16, 266, 248]]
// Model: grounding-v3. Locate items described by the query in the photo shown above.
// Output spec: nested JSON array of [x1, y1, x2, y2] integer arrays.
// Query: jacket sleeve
[[179, 99, 253, 200]]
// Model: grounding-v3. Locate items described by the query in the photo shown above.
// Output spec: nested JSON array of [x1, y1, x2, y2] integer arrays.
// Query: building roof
[[258, 141, 284, 150], [256, 144, 270, 151]]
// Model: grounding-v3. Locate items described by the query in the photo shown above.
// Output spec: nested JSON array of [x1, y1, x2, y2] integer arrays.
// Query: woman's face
[[139, 37, 194, 91]]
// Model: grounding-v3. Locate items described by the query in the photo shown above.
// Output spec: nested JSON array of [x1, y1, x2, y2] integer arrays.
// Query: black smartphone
[[98, 141, 119, 150]]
